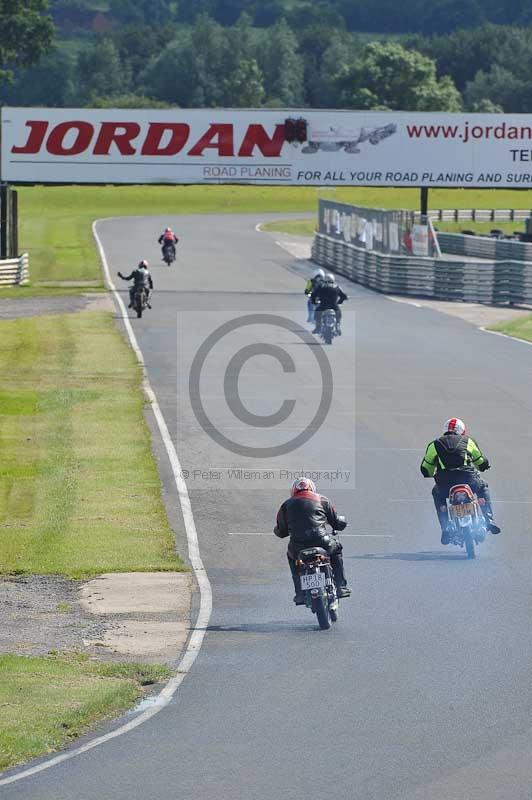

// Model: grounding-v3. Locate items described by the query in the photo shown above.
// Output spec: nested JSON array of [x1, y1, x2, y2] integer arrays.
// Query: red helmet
[[444, 418, 466, 436], [290, 476, 317, 496]]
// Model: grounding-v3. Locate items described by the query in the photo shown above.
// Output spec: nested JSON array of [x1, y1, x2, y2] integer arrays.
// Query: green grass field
[[0, 311, 184, 578], [17, 185, 532, 287], [0, 654, 170, 771]]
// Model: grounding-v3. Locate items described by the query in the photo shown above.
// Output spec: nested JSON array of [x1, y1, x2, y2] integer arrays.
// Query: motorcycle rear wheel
[[464, 530, 476, 559], [136, 299, 143, 318], [315, 594, 331, 629]]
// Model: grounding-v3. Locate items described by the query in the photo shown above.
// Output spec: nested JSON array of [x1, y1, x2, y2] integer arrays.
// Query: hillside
[[2, 1, 532, 112], [49, 0, 532, 35]]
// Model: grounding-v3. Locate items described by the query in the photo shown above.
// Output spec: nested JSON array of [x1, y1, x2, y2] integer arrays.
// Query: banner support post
[[420, 186, 429, 220], [0, 184, 8, 260], [10, 189, 18, 258]]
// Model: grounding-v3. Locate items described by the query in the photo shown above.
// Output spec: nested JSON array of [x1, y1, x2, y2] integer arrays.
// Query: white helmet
[[314, 268, 325, 279], [290, 476, 317, 496], [444, 418, 466, 436]]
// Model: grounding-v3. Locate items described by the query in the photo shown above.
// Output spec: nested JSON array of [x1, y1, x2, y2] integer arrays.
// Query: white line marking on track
[[0, 220, 213, 787]]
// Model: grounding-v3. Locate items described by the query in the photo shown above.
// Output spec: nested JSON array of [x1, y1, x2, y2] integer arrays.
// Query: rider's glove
[[478, 460, 490, 472]]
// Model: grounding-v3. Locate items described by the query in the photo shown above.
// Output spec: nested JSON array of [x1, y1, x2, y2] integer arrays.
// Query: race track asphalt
[[4, 214, 532, 800]]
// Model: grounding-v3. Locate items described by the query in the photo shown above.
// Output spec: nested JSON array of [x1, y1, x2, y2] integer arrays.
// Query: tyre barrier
[[0, 253, 29, 286], [312, 234, 532, 305]]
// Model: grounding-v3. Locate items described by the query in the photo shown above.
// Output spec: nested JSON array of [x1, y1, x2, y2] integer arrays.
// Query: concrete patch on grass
[[80, 573, 192, 664], [0, 573, 192, 666], [88, 621, 190, 660], [0, 576, 107, 657], [0, 292, 112, 320]]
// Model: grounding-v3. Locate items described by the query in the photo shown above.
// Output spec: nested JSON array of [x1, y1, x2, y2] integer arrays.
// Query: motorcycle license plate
[[300, 572, 326, 590], [458, 515, 473, 527], [453, 502, 474, 517]]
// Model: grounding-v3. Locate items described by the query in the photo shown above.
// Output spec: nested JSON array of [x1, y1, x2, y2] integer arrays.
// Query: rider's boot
[[291, 570, 305, 605], [437, 507, 451, 544], [482, 503, 501, 534], [332, 558, 351, 598]]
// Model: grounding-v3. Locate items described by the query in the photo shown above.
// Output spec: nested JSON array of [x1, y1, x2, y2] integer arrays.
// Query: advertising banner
[[4, 107, 532, 187]]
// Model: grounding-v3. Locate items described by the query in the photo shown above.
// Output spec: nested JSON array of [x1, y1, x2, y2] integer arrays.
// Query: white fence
[[0, 253, 29, 286], [429, 209, 531, 223]]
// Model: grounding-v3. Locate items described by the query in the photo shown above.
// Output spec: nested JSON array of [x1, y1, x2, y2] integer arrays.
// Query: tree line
[[2, 1, 532, 113]]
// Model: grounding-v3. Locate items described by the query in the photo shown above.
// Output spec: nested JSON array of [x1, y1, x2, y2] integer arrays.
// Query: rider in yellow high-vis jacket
[[305, 269, 324, 323], [421, 418, 501, 544]]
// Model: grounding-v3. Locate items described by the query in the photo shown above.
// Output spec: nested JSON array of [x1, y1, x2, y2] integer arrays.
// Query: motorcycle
[[133, 286, 149, 319], [162, 243, 176, 266], [295, 541, 340, 630], [319, 308, 339, 345], [445, 484, 487, 559]]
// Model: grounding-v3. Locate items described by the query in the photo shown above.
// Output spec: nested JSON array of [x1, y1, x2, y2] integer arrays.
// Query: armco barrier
[[312, 234, 532, 304], [0, 253, 29, 286], [437, 231, 532, 263]]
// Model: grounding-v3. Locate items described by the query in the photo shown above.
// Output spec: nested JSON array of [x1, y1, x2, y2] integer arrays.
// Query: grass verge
[[489, 315, 532, 342], [0, 310, 184, 578], [19, 185, 532, 285], [260, 218, 316, 237], [0, 286, 105, 300], [0, 653, 170, 771]]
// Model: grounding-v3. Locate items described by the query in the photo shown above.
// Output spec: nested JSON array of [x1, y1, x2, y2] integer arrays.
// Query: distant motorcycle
[[445, 484, 487, 559], [319, 308, 339, 345], [295, 539, 341, 630], [162, 243, 176, 266]]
